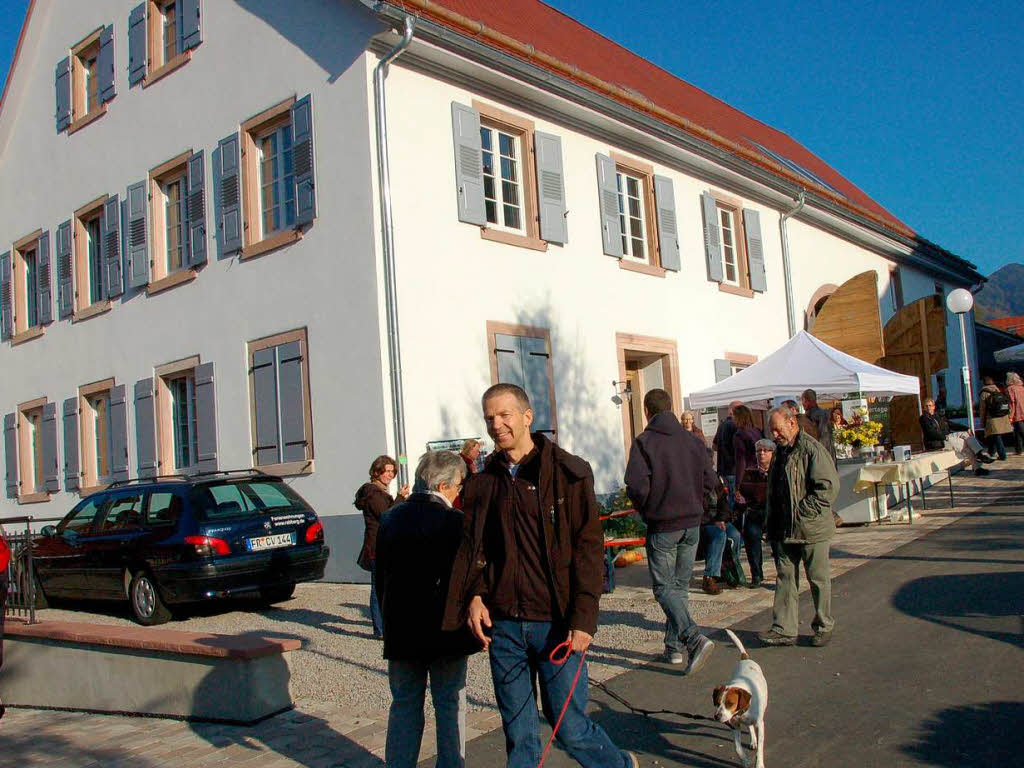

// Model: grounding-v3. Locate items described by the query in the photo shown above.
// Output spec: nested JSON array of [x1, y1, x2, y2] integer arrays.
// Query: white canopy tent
[[994, 341, 1024, 364], [688, 331, 922, 409]]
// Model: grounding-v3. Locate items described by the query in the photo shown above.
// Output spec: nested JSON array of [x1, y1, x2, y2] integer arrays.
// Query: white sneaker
[[684, 636, 715, 676], [661, 648, 684, 664]]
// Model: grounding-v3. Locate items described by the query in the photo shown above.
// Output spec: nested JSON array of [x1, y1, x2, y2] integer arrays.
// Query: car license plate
[[247, 533, 296, 551]]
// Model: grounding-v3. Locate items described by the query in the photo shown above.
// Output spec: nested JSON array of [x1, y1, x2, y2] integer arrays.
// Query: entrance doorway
[[616, 333, 681, 460]]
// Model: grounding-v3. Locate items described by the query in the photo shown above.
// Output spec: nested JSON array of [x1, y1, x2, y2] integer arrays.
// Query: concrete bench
[[2, 619, 299, 724]]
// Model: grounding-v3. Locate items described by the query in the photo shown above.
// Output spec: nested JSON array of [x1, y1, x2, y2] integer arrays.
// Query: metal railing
[[2, 515, 62, 624]]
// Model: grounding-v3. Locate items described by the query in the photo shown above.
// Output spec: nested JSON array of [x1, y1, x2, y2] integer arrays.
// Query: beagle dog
[[713, 629, 768, 768]]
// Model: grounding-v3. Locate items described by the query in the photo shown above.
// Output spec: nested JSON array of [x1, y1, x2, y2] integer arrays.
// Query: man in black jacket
[[625, 389, 718, 672], [376, 450, 479, 768]]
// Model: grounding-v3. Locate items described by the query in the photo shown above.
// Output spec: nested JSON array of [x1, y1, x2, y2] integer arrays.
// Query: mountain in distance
[[974, 263, 1024, 324]]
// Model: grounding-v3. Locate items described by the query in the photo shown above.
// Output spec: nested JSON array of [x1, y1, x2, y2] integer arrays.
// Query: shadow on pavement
[[0, 723, 160, 767], [901, 701, 1024, 766]]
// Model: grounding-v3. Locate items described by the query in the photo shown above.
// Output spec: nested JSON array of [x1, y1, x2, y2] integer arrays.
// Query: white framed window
[[719, 207, 740, 286], [258, 124, 296, 239], [27, 409, 44, 493], [85, 215, 103, 305], [83, 53, 99, 114], [161, 1, 178, 66], [86, 392, 113, 483], [615, 171, 648, 262], [168, 373, 198, 471], [22, 246, 39, 329], [161, 174, 187, 274], [730, 362, 749, 376], [480, 125, 524, 233]]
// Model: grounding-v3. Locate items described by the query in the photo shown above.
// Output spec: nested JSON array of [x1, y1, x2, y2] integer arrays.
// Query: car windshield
[[191, 480, 312, 521]]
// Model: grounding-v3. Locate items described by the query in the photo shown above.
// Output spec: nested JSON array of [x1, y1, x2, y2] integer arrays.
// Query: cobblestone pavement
[[1, 458, 1021, 766]]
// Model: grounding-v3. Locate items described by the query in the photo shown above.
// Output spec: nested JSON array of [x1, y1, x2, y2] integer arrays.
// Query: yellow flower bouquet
[[834, 407, 883, 448]]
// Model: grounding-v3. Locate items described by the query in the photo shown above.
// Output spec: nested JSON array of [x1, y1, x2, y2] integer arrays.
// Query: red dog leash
[[537, 637, 588, 768]]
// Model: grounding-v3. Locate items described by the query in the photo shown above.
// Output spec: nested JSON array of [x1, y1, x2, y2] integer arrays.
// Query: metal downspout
[[779, 190, 806, 338], [374, 16, 415, 485]]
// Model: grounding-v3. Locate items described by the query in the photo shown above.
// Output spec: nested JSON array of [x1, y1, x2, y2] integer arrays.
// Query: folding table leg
[[947, 472, 955, 507]]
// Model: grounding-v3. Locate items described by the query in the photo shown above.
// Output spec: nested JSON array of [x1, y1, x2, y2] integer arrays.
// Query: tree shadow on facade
[[901, 701, 1024, 766]]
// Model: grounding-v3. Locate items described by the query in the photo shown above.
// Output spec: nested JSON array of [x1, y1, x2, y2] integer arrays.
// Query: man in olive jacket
[[759, 406, 840, 648]]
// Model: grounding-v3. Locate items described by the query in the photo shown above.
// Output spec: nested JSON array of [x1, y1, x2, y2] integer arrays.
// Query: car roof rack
[[108, 474, 191, 489], [190, 468, 275, 483]]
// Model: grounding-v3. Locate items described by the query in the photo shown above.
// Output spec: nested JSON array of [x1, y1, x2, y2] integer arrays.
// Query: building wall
[[0, 0, 390, 580]]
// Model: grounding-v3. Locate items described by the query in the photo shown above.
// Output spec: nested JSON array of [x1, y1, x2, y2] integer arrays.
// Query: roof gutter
[[779, 190, 806, 338], [373, 14, 416, 487]]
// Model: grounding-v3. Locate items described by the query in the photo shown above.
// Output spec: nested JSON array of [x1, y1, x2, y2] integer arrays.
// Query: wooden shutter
[[63, 397, 81, 491], [126, 181, 149, 289], [134, 378, 157, 478], [595, 153, 622, 258], [653, 174, 680, 271], [55, 57, 71, 131], [701, 192, 724, 282], [102, 194, 123, 298], [714, 359, 733, 382], [217, 133, 242, 254], [4, 415, 19, 499], [451, 102, 486, 226], [743, 208, 767, 293], [180, 0, 202, 50], [195, 362, 217, 473], [56, 220, 74, 318], [186, 150, 207, 266], [128, 3, 147, 87], [520, 336, 554, 434], [292, 95, 316, 227], [98, 25, 115, 104], [36, 230, 53, 325], [42, 402, 60, 493], [0, 251, 11, 341], [252, 347, 281, 465], [534, 131, 567, 244], [277, 342, 308, 462], [110, 384, 130, 482]]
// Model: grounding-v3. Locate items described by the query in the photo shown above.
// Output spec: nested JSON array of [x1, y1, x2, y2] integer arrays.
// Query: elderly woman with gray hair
[[375, 450, 479, 768], [734, 438, 776, 587]]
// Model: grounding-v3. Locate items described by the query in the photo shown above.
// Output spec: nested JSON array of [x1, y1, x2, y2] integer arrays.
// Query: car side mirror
[[41, 525, 57, 538]]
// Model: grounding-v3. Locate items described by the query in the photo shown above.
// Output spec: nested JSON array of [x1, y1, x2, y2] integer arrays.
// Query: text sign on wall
[[426, 438, 481, 453]]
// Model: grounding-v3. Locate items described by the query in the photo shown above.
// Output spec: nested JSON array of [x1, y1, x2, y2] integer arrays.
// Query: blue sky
[[2, 0, 1020, 276]]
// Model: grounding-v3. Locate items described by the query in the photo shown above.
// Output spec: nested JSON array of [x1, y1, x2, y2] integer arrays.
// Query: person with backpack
[[979, 377, 1012, 461]]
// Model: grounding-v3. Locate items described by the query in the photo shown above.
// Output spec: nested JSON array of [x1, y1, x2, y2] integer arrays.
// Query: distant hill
[[975, 263, 1024, 323]]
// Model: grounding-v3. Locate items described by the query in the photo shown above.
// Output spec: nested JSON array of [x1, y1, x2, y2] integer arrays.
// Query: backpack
[[987, 391, 1011, 418]]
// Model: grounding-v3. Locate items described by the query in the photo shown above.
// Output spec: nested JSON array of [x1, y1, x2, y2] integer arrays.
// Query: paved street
[[460, 480, 1024, 767]]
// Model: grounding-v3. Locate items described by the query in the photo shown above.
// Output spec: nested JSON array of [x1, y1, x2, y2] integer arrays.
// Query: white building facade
[[0, 0, 984, 581]]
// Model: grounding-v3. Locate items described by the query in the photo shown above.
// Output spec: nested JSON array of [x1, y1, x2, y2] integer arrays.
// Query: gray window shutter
[[534, 131, 567, 244], [134, 378, 157, 478], [714, 359, 733, 382], [55, 57, 71, 131], [291, 95, 316, 227], [520, 336, 554, 435], [128, 3, 147, 87], [63, 397, 81, 491], [126, 181, 149, 288], [36, 230, 53, 325], [56, 220, 74, 318], [252, 347, 281, 465], [195, 362, 217, 473], [102, 194, 123, 298], [495, 333, 526, 390], [451, 102, 486, 226], [180, 0, 202, 50], [277, 341, 308, 463], [595, 153, 622, 258], [0, 251, 11, 341], [42, 402, 60, 493], [186, 150, 207, 266], [653, 175, 681, 272], [5, 413, 19, 498], [743, 208, 767, 293], [110, 384, 130, 482], [701, 192, 724, 282], [217, 132, 242, 254], [98, 24, 115, 104]]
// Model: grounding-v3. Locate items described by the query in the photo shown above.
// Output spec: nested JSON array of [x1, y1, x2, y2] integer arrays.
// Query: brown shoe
[[702, 576, 722, 595]]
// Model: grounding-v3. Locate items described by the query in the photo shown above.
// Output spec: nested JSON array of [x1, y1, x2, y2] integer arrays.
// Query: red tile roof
[[989, 316, 1024, 336], [389, 0, 910, 234]]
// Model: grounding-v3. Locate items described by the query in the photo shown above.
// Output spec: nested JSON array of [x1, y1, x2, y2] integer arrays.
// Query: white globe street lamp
[[946, 288, 976, 434]]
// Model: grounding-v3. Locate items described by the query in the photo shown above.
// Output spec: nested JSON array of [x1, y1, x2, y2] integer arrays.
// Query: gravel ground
[[35, 567, 721, 715]]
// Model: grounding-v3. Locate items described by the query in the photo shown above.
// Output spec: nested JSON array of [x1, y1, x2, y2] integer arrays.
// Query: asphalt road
[[455, 500, 1024, 767]]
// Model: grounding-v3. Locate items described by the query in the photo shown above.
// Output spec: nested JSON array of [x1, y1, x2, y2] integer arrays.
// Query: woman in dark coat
[[731, 405, 762, 488], [354, 455, 409, 638], [734, 439, 776, 587]]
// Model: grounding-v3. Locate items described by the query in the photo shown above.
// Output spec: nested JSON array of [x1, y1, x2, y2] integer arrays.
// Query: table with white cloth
[[853, 450, 962, 523]]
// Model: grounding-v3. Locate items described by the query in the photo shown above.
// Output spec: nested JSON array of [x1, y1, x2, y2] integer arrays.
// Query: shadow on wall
[[901, 701, 1024, 767], [231, 0, 386, 84]]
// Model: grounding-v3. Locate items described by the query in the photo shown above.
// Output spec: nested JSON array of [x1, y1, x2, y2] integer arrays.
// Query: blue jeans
[[645, 527, 703, 654], [742, 515, 765, 582], [702, 522, 744, 578], [370, 565, 383, 638], [489, 620, 629, 768], [386, 655, 468, 767]]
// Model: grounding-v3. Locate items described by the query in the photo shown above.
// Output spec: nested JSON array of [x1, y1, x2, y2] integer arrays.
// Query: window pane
[[29, 410, 43, 492], [86, 56, 99, 113], [163, 3, 177, 64], [147, 492, 182, 526], [102, 494, 143, 531], [498, 132, 516, 159], [631, 237, 645, 259], [242, 481, 310, 512], [164, 177, 184, 272], [87, 217, 103, 304], [480, 127, 499, 225], [24, 249, 38, 328], [60, 498, 104, 534], [169, 374, 197, 469], [503, 204, 521, 230], [479, 127, 492, 151]]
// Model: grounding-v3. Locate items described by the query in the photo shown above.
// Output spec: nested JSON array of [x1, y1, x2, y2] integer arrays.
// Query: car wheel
[[129, 571, 172, 625], [260, 582, 296, 605]]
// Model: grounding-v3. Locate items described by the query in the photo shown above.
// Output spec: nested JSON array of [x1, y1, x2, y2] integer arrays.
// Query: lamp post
[[946, 288, 976, 434]]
